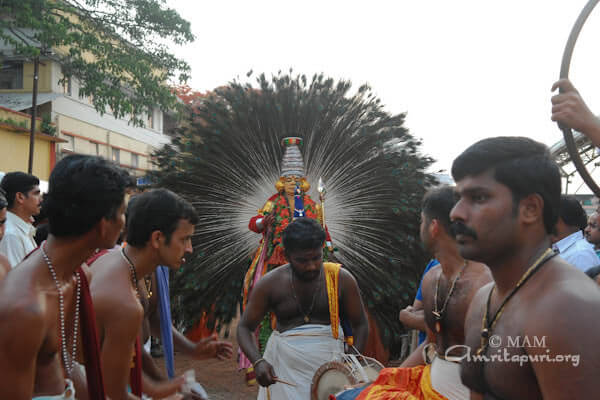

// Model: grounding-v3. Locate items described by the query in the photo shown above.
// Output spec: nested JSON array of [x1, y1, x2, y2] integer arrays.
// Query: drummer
[[335, 186, 492, 400], [237, 217, 369, 399]]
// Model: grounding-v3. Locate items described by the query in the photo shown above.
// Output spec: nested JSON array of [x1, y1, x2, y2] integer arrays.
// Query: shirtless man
[[358, 186, 491, 400], [237, 217, 369, 399], [0, 155, 129, 399], [451, 137, 600, 399], [0, 188, 11, 279], [91, 188, 199, 399]]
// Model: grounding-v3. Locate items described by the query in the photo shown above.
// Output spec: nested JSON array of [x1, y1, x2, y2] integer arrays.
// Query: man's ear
[[520, 193, 544, 226], [96, 218, 110, 241], [429, 219, 440, 238], [150, 230, 163, 249], [14, 192, 25, 205]]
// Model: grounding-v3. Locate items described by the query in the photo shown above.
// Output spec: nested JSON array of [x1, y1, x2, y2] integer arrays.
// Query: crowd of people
[[0, 156, 232, 399], [235, 79, 600, 400], [1, 78, 600, 400]]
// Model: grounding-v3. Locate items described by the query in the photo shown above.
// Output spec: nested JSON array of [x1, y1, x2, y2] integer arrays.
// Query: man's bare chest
[[270, 280, 333, 328], [423, 276, 472, 349], [462, 297, 543, 399]]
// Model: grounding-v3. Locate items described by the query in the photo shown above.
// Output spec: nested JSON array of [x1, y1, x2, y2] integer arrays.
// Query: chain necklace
[[144, 276, 153, 299], [290, 267, 322, 323], [477, 248, 555, 355], [432, 261, 467, 333], [120, 248, 139, 298], [41, 242, 81, 377]]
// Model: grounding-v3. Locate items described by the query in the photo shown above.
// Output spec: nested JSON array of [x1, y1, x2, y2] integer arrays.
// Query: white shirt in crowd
[[553, 230, 600, 272], [0, 211, 37, 268]]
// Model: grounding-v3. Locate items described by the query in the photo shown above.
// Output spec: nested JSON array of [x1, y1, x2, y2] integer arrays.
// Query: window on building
[[64, 135, 75, 151], [0, 61, 24, 89], [112, 148, 120, 164], [91, 141, 99, 156], [61, 69, 72, 96], [131, 153, 139, 168]]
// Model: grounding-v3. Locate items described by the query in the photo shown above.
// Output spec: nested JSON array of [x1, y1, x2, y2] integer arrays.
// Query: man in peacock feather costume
[[151, 72, 436, 381], [240, 137, 333, 382]]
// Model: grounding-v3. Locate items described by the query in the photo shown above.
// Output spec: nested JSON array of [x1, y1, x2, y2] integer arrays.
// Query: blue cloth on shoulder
[[157, 266, 175, 378], [415, 259, 439, 344]]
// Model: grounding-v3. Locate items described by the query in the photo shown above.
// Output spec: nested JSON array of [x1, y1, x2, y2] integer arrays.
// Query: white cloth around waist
[[32, 379, 75, 400], [257, 324, 344, 400], [429, 356, 469, 400]]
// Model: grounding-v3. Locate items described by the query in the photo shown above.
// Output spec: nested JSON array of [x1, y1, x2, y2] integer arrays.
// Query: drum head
[[311, 361, 356, 400]]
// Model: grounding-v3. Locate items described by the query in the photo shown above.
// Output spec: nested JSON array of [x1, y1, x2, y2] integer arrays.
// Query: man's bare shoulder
[[421, 264, 442, 296], [530, 257, 600, 314], [0, 255, 41, 296], [467, 281, 495, 309], [0, 278, 47, 341], [90, 252, 142, 318], [338, 267, 361, 291], [464, 262, 493, 286], [90, 251, 127, 291], [338, 266, 356, 281], [258, 264, 290, 284]]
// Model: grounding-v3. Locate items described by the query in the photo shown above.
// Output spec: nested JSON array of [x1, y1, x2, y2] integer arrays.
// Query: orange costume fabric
[[354, 365, 447, 400]]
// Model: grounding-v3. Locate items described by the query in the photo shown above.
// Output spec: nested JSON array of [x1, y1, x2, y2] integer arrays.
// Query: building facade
[[0, 56, 171, 182]]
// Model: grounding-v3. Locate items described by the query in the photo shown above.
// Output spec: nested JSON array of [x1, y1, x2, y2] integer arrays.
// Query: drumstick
[[274, 377, 297, 387]]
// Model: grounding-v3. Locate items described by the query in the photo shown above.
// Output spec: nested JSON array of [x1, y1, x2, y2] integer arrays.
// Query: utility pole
[[27, 55, 39, 173]]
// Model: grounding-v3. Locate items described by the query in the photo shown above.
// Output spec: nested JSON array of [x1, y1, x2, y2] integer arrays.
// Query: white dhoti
[[32, 379, 75, 400], [257, 324, 344, 400], [430, 356, 469, 400]]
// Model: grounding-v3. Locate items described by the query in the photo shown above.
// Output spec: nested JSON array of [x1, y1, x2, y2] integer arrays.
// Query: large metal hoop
[[559, 0, 600, 196]]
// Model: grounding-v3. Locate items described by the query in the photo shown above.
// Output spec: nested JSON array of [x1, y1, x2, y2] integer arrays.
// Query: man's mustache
[[450, 221, 478, 240]]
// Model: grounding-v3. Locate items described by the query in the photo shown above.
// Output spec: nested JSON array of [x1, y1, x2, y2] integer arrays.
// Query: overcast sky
[[167, 0, 600, 192]]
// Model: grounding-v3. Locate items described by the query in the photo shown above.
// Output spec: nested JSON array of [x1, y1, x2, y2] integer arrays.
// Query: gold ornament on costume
[[275, 179, 285, 193]]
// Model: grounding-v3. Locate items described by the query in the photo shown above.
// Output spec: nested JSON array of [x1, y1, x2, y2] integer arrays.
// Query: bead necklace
[[477, 248, 555, 355], [432, 261, 467, 333], [120, 248, 140, 298], [41, 242, 81, 377], [290, 267, 322, 323]]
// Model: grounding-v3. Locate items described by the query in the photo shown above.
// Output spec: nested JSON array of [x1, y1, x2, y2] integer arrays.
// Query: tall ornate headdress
[[280, 137, 305, 177]]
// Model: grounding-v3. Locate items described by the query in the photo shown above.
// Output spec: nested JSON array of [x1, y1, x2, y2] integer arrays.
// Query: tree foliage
[[152, 72, 437, 356], [0, 0, 194, 125]]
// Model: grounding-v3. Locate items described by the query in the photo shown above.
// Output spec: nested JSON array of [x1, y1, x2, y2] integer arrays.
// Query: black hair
[[451, 137, 561, 234], [34, 223, 49, 246], [0, 187, 6, 209], [126, 188, 198, 247], [44, 155, 129, 237], [585, 265, 600, 280], [0, 171, 39, 209], [558, 195, 588, 231], [282, 218, 326, 255], [421, 186, 455, 233], [121, 174, 137, 192]]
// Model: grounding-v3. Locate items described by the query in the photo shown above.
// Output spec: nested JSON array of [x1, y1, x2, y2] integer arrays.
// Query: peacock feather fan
[[151, 71, 437, 356]]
